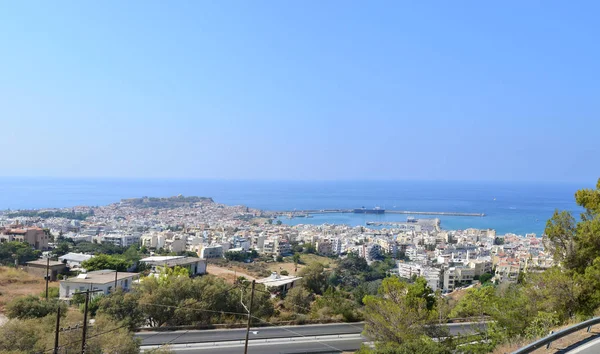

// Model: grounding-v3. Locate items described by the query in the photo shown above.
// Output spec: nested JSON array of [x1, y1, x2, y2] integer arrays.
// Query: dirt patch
[[0, 266, 59, 310], [207, 265, 256, 283], [492, 324, 600, 353]]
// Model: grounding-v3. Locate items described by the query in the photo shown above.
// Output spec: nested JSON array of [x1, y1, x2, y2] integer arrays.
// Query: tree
[[449, 286, 496, 319], [363, 277, 445, 346], [136, 273, 273, 328], [54, 242, 71, 257], [292, 252, 301, 265], [276, 220, 283, 225], [353, 280, 382, 305], [312, 287, 362, 322], [284, 286, 313, 314], [544, 178, 600, 272], [479, 272, 493, 284], [298, 262, 327, 295], [98, 289, 145, 330], [0, 312, 140, 353], [330, 253, 371, 289], [5, 295, 67, 320], [358, 336, 451, 354], [81, 254, 131, 272], [303, 243, 316, 254], [0, 241, 41, 265]]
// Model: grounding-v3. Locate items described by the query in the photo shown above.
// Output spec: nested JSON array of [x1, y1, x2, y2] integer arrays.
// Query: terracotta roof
[[8, 229, 27, 234]]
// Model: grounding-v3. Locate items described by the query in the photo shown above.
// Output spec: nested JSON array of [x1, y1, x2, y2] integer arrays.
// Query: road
[[137, 323, 366, 346], [565, 336, 600, 354], [142, 334, 367, 353], [137, 321, 487, 351]]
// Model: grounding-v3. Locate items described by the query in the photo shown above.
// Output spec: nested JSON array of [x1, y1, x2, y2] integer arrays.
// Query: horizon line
[[0, 175, 594, 185]]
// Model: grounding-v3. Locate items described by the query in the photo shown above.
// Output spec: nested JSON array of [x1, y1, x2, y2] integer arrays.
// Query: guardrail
[[512, 317, 600, 353]]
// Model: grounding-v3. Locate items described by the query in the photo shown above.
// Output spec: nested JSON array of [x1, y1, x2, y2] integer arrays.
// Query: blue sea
[[0, 178, 590, 236]]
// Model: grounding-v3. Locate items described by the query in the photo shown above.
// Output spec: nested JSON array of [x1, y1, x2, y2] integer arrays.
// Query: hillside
[[120, 195, 214, 208]]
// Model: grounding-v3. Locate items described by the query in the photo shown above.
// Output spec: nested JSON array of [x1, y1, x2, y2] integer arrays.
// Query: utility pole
[[45, 257, 50, 300], [114, 270, 118, 291], [79, 289, 102, 354], [243, 280, 256, 354], [53, 306, 61, 354]]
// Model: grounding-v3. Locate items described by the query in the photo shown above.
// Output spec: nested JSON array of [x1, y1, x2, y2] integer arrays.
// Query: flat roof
[[61, 270, 139, 285], [256, 273, 302, 287], [27, 259, 65, 267], [141, 256, 205, 267], [59, 253, 94, 262]]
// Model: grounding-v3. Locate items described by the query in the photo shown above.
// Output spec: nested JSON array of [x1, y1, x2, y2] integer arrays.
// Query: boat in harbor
[[353, 206, 385, 214]]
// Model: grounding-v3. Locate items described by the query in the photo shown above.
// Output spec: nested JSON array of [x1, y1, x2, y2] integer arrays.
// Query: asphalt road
[[142, 334, 367, 353], [137, 323, 366, 346], [565, 336, 600, 354], [136, 322, 486, 346]]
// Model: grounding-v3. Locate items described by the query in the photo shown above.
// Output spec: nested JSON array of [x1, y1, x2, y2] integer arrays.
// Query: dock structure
[[274, 209, 485, 217], [385, 211, 486, 217]]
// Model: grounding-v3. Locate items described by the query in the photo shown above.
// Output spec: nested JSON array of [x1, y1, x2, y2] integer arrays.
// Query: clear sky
[[1, 1, 598, 182]]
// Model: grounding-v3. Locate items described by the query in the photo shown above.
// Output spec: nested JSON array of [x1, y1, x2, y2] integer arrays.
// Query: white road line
[[565, 336, 600, 354]]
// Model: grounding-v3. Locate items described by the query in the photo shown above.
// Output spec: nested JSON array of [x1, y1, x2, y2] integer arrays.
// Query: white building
[[58, 253, 94, 267], [330, 237, 342, 255], [59, 270, 140, 299], [139, 256, 207, 276], [398, 262, 442, 291], [256, 272, 302, 295], [102, 233, 140, 248], [200, 244, 223, 258]]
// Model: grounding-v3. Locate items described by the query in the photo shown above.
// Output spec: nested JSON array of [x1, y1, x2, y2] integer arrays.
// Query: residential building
[[256, 272, 302, 295], [102, 233, 140, 248], [58, 253, 94, 268], [139, 256, 207, 276], [200, 244, 223, 258], [0, 227, 48, 250], [315, 240, 332, 255], [164, 237, 186, 253], [59, 270, 140, 299], [25, 259, 68, 281], [397, 262, 442, 291]]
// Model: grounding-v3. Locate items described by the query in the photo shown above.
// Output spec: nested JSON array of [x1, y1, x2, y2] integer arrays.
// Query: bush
[[6, 295, 66, 319], [39, 287, 59, 299]]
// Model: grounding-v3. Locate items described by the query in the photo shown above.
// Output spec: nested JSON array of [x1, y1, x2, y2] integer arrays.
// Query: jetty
[[275, 209, 485, 217]]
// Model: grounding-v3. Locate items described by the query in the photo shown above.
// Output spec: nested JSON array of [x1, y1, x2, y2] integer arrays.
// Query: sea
[[0, 178, 590, 236]]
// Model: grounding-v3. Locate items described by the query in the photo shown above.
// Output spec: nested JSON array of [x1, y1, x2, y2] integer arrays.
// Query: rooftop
[[62, 270, 139, 284], [140, 256, 205, 267], [256, 272, 302, 288], [59, 253, 94, 262], [26, 259, 65, 267]]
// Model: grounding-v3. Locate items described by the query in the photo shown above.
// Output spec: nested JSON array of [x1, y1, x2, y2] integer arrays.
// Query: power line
[[41, 323, 131, 354]]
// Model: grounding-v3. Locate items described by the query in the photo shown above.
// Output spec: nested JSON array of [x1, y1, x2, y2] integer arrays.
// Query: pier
[[385, 210, 485, 217], [274, 209, 485, 217]]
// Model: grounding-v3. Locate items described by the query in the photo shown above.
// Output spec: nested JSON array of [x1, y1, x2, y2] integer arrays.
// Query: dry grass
[[298, 254, 337, 269], [207, 264, 256, 283], [492, 323, 600, 353], [267, 254, 337, 275], [0, 266, 58, 310], [208, 253, 338, 282]]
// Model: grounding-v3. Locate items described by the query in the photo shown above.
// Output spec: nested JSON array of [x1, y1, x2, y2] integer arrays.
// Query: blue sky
[[0, 1, 598, 182]]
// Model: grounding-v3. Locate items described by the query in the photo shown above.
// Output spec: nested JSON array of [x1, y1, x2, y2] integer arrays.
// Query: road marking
[[140, 334, 365, 352], [565, 336, 600, 354]]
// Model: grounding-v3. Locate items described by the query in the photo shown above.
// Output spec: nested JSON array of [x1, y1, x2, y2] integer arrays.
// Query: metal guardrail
[[512, 317, 600, 353]]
